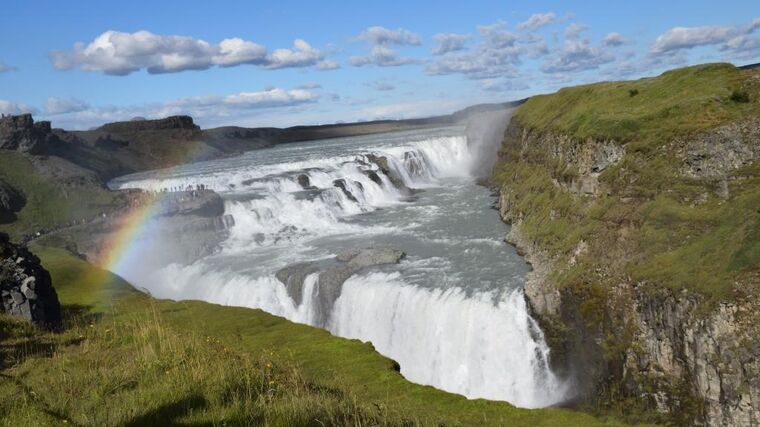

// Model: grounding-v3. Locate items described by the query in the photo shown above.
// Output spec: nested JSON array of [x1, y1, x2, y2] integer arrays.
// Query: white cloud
[[0, 100, 37, 115], [50, 30, 334, 75], [350, 46, 420, 67], [541, 39, 614, 73], [350, 26, 422, 67], [564, 23, 588, 40], [41, 88, 319, 129], [0, 62, 17, 73], [213, 38, 267, 66], [432, 33, 470, 55], [602, 32, 626, 47], [517, 13, 557, 31], [265, 39, 325, 69], [316, 60, 340, 70], [651, 18, 760, 54], [45, 97, 90, 115], [426, 22, 524, 79], [720, 34, 760, 59], [356, 26, 422, 46]]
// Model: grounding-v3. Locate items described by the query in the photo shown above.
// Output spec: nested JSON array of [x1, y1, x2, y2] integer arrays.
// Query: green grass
[[0, 246, 637, 426], [516, 63, 759, 144], [494, 63, 760, 302], [0, 151, 121, 240]]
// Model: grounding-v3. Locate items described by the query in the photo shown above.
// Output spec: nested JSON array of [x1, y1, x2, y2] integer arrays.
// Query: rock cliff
[[0, 114, 57, 154], [495, 116, 760, 426], [0, 232, 62, 330]]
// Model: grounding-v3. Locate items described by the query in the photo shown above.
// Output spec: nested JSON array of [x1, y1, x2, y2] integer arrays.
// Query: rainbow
[[95, 195, 163, 275], [94, 142, 213, 279]]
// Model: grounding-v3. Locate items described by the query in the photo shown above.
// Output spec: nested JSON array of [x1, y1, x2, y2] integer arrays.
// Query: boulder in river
[[275, 247, 405, 326]]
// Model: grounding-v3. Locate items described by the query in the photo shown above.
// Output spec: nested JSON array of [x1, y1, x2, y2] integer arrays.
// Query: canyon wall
[[495, 117, 760, 426]]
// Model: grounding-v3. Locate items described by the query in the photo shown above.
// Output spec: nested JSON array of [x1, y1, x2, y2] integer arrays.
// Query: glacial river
[[109, 122, 568, 408]]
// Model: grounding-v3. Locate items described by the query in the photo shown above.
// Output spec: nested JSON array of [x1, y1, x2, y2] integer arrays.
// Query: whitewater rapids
[[109, 123, 569, 408]]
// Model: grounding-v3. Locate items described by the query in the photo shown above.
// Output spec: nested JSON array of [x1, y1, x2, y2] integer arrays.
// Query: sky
[[0, 0, 758, 130]]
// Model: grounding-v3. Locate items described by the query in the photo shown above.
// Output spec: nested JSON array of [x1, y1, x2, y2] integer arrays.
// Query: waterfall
[[109, 120, 570, 408]]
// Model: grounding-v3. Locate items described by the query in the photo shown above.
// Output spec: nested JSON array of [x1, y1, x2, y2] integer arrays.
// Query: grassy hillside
[[0, 246, 636, 426], [494, 63, 760, 303], [0, 151, 121, 240]]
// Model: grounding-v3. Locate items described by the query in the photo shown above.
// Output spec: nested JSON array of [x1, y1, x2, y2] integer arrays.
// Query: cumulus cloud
[[0, 62, 17, 73], [50, 30, 333, 75], [564, 23, 588, 40], [651, 17, 760, 54], [0, 100, 37, 115], [517, 12, 557, 31], [426, 22, 523, 79], [316, 60, 340, 70], [265, 39, 326, 69], [720, 34, 760, 59], [350, 46, 420, 67], [432, 33, 470, 55], [350, 26, 422, 67], [45, 97, 90, 115], [356, 26, 422, 46], [602, 32, 626, 47], [37, 87, 318, 129], [541, 39, 615, 73]]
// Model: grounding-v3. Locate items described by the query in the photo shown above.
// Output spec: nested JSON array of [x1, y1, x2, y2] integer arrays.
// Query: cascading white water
[[109, 122, 570, 408]]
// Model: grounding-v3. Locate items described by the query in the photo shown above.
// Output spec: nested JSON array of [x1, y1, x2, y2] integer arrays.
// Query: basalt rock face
[[0, 232, 62, 330], [96, 115, 200, 133], [0, 114, 58, 154], [495, 118, 760, 426]]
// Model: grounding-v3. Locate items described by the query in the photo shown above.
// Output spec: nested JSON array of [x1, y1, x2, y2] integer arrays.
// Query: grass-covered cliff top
[[516, 63, 759, 143], [495, 63, 760, 302]]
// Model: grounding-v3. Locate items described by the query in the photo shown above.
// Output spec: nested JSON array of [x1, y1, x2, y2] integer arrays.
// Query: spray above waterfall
[[108, 110, 570, 409]]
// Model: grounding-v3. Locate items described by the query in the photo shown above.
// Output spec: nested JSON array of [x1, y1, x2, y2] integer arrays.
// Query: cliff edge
[[492, 63, 760, 426]]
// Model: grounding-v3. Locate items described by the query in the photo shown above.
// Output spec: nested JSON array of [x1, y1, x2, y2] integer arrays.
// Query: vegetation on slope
[[494, 63, 760, 302], [0, 151, 122, 240], [0, 246, 637, 426]]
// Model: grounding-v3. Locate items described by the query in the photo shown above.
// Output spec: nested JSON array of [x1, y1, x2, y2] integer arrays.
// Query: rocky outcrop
[[624, 287, 760, 426], [62, 189, 233, 268], [96, 115, 200, 134], [0, 114, 58, 154], [495, 118, 759, 426], [364, 154, 413, 194], [678, 118, 760, 180], [0, 232, 62, 330], [0, 179, 25, 223], [276, 248, 405, 326], [501, 122, 624, 197]]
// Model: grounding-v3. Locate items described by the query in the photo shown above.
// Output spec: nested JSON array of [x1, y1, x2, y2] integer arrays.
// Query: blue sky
[[1, 0, 758, 129]]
